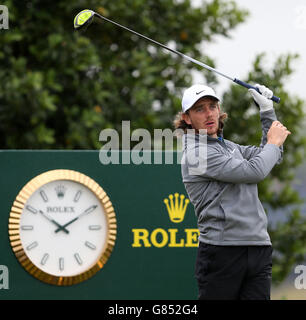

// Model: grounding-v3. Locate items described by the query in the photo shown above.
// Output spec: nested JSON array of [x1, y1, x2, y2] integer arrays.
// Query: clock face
[[9, 170, 117, 285], [20, 180, 107, 277]]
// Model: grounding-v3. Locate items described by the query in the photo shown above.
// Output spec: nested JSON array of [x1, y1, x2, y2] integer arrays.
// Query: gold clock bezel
[[8, 169, 117, 286]]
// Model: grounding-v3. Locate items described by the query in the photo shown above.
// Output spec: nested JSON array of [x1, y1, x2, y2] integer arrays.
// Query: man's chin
[[206, 127, 217, 135], [197, 125, 218, 136]]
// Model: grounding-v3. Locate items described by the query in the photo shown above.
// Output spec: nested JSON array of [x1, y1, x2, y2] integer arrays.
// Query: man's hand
[[248, 84, 274, 112], [267, 121, 291, 147]]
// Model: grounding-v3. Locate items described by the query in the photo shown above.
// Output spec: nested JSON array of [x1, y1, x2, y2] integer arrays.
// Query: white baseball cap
[[182, 84, 220, 113]]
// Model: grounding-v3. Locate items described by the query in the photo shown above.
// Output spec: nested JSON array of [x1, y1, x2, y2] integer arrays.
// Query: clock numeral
[[74, 253, 83, 265], [39, 190, 48, 202], [26, 205, 37, 214], [74, 190, 82, 202], [85, 241, 96, 250], [84, 205, 98, 214], [41, 253, 49, 266], [26, 241, 38, 251], [89, 225, 102, 231], [21, 225, 34, 231], [59, 257, 64, 271]]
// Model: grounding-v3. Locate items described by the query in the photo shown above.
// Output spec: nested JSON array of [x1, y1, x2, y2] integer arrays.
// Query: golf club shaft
[[94, 12, 280, 103]]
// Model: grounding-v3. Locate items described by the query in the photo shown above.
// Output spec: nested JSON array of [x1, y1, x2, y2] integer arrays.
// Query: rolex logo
[[163, 193, 190, 223], [55, 185, 66, 199], [132, 193, 198, 248]]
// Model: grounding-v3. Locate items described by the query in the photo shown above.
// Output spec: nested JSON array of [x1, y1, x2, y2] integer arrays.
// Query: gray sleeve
[[237, 109, 283, 164], [197, 143, 281, 184]]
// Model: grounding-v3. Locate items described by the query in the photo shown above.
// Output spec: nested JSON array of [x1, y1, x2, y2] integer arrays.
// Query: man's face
[[182, 97, 220, 138]]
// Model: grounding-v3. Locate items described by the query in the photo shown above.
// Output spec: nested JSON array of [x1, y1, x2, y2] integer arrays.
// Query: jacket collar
[[184, 128, 224, 143]]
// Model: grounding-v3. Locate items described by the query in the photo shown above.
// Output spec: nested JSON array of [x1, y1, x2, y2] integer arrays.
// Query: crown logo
[[163, 193, 190, 223], [55, 185, 66, 199]]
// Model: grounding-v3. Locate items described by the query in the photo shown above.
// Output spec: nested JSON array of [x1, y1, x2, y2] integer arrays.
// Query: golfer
[[174, 84, 291, 300]]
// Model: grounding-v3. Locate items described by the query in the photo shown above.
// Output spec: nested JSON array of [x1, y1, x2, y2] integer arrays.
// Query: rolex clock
[[8, 169, 117, 286]]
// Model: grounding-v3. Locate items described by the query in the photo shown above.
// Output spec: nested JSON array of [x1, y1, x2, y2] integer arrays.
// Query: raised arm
[[185, 120, 290, 184], [236, 85, 284, 164], [197, 143, 282, 184]]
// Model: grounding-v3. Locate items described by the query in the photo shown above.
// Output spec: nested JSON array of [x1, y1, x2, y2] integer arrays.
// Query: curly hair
[[173, 107, 228, 136]]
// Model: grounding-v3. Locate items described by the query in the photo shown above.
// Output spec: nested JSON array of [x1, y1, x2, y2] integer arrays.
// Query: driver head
[[74, 9, 95, 30]]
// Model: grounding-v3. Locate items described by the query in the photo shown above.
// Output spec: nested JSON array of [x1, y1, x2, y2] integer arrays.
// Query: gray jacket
[[181, 109, 283, 246]]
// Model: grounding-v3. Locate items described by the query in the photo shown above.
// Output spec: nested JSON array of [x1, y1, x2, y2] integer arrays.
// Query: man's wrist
[[267, 141, 280, 147]]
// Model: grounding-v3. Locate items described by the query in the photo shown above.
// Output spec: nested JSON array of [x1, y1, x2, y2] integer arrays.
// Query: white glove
[[248, 84, 273, 112]]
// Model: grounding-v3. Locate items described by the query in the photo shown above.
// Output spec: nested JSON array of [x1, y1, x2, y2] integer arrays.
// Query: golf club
[[73, 9, 281, 103]]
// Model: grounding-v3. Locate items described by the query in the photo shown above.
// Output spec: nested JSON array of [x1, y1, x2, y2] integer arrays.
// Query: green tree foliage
[[222, 53, 306, 284], [0, 0, 247, 148]]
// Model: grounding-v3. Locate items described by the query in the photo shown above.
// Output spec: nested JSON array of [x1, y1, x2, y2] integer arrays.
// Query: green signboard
[[0, 150, 198, 300]]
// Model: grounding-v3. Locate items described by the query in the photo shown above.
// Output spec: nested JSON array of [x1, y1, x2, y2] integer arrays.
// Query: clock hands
[[39, 210, 70, 234], [38, 205, 97, 234], [54, 205, 98, 233]]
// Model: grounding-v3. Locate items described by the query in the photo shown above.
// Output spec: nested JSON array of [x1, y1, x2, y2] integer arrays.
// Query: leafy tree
[[0, 0, 248, 148]]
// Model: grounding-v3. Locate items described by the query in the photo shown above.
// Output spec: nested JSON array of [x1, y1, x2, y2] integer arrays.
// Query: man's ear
[[182, 112, 191, 125]]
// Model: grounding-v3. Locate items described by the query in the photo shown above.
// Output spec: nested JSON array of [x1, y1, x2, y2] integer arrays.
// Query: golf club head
[[74, 9, 95, 30]]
